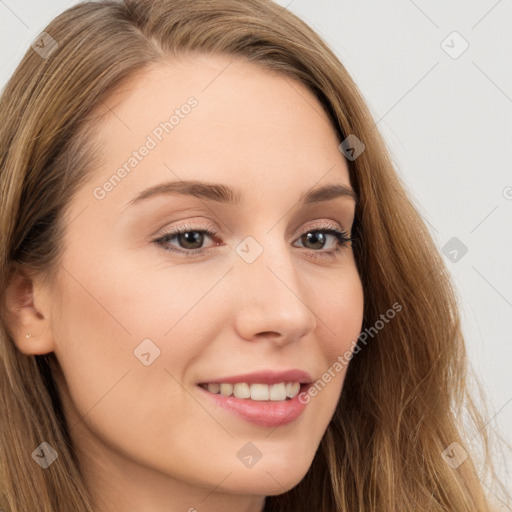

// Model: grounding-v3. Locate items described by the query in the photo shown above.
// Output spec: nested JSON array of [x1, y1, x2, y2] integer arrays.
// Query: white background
[[1, 0, 511, 498]]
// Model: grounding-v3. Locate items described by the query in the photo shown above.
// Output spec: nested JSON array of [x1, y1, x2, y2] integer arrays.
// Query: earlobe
[[3, 265, 55, 355]]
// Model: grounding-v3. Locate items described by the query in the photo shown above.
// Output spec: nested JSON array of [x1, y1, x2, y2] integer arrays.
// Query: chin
[[220, 459, 311, 496]]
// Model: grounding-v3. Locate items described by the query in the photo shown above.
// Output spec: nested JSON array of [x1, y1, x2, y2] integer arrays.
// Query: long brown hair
[[0, 1, 509, 510]]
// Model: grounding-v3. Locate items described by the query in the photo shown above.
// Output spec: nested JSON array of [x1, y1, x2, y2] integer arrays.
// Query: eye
[[154, 223, 220, 257], [292, 222, 353, 260], [153, 222, 353, 259], [294, 228, 352, 255]]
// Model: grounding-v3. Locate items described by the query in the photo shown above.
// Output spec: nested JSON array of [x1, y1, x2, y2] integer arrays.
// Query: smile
[[199, 382, 301, 401]]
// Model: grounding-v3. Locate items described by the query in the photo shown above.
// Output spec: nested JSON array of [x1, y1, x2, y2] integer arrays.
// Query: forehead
[[79, 53, 351, 211]]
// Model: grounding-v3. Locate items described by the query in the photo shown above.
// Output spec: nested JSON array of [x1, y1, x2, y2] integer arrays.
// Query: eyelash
[[153, 222, 353, 261]]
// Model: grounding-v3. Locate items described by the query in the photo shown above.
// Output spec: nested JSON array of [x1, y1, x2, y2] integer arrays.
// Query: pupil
[[181, 231, 203, 249], [304, 232, 325, 250]]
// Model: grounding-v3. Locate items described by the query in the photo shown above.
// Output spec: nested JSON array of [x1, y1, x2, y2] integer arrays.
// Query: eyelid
[[298, 218, 348, 236], [155, 218, 350, 241], [154, 219, 218, 238]]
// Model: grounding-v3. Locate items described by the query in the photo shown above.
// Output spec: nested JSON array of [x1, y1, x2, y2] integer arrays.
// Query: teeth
[[269, 382, 286, 401], [233, 383, 251, 399], [289, 382, 300, 398], [207, 383, 220, 394], [250, 383, 269, 401], [220, 383, 233, 396], [202, 382, 302, 401]]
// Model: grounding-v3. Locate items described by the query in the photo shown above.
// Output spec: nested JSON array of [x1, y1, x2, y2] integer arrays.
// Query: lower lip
[[196, 384, 312, 428]]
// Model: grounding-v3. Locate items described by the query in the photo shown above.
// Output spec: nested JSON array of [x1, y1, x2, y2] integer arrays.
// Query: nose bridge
[[232, 231, 317, 341]]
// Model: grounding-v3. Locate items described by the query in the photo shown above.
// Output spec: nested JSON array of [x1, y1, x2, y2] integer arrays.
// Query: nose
[[232, 238, 317, 346]]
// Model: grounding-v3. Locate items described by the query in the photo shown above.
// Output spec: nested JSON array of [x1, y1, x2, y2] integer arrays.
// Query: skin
[[7, 53, 364, 512]]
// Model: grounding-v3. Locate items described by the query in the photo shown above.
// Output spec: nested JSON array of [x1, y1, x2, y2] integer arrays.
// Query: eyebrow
[[126, 180, 358, 208]]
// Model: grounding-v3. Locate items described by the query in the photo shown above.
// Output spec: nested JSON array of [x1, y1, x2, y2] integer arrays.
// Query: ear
[[3, 263, 55, 355]]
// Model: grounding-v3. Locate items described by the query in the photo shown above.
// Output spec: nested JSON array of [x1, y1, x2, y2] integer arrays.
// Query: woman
[[0, 1, 508, 511]]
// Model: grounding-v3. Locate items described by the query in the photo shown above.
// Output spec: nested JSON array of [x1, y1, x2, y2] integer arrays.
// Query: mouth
[[196, 381, 313, 427], [198, 381, 304, 401]]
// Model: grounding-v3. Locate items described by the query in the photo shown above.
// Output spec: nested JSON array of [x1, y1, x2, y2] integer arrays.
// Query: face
[[30, 54, 364, 509]]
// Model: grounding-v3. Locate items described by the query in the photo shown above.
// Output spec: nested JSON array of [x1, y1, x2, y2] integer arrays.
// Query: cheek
[[47, 258, 165, 411], [50, 242, 230, 419], [311, 265, 365, 360], [50, 263, 207, 465], [290, 264, 364, 422]]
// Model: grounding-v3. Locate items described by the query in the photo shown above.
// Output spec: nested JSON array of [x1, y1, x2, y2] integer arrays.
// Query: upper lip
[[197, 369, 313, 385]]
